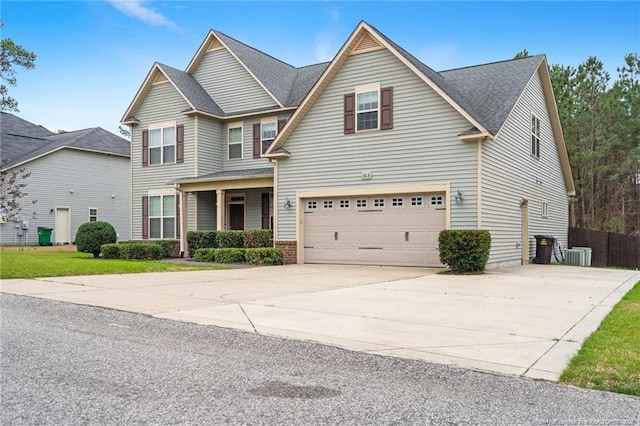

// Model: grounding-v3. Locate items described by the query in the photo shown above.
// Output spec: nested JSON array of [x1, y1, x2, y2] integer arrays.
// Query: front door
[[229, 204, 245, 230]]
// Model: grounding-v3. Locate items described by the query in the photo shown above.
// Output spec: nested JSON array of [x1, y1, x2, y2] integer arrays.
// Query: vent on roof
[[351, 32, 383, 55], [152, 72, 168, 85], [206, 37, 223, 51]]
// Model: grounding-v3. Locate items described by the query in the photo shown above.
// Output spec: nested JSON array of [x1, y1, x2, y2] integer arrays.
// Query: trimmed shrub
[[154, 239, 180, 258], [101, 243, 122, 259], [243, 229, 273, 248], [193, 248, 216, 263], [119, 243, 163, 260], [186, 231, 217, 257], [216, 230, 244, 248], [214, 248, 246, 263], [438, 229, 491, 273], [76, 221, 117, 258], [245, 248, 283, 266]]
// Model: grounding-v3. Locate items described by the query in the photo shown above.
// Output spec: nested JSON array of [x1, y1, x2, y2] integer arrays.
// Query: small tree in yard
[[0, 164, 36, 221], [76, 221, 117, 258], [438, 230, 491, 273]]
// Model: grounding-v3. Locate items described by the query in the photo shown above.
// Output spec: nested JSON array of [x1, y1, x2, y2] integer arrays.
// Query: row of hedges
[[101, 243, 164, 260], [193, 247, 283, 266], [121, 240, 180, 258], [187, 230, 272, 257]]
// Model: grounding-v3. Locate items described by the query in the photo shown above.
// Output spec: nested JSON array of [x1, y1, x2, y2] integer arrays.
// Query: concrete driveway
[[2, 264, 638, 381]]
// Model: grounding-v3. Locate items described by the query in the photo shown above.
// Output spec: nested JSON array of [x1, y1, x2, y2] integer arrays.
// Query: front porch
[[172, 168, 274, 256]]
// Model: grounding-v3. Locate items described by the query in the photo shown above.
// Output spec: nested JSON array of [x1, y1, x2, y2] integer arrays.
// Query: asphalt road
[[1, 294, 639, 425]]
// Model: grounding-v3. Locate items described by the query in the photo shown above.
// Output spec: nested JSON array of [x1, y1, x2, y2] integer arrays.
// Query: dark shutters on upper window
[[142, 130, 149, 167], [277, 119, 287, 133], [344, 93, 355, 134], [380, 87, 393, 130], [142, 196, 149, 239], [176, 125, 184, 163], [253, 123, 261, 158]]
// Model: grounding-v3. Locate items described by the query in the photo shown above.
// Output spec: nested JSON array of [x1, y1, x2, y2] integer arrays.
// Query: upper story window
[[253, 118, 285, 158], [228, 122, 243, 160], [344, 84, 393, 134], [356, 90, 379, 131], [142, 121, 184, 167], [531, 114, 540, 158]]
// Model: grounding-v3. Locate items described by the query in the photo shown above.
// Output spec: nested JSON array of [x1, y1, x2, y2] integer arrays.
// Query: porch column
[[180, 190, 188, 257], [216, 189, 225, 231]]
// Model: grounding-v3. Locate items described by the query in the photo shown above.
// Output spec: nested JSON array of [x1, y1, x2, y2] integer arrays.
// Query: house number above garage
[[360, 171, 373, 180]]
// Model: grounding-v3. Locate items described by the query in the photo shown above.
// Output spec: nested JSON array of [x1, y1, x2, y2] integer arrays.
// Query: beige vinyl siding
[[193, 49, 276, 114], [131, 82, 196, 239], [0, 149, 130, 244], [482, 69, 569, 267], [276, 48, 477, 240], [197, 116, 223, 175]]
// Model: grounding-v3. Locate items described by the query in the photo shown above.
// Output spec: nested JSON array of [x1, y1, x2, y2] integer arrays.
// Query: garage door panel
[[303, 193, 445, 267]]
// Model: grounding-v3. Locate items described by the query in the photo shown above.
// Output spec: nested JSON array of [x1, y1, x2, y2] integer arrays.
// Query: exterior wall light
[[455, 189, 464, 204], [284, 198, 292, 209]]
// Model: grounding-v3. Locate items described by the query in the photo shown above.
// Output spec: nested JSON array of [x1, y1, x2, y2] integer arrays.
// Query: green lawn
[[560, 280, 640, 396], [0, 248, 225, 279]]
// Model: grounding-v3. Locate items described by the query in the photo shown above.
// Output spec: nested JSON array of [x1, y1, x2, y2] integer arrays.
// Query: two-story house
[[123, 22, 574, 268]]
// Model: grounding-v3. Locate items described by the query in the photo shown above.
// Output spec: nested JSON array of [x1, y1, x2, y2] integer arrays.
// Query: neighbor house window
[[149, 124, 176, 165], [531, 114, 540, 158], [228, 123, 243, 159], [89, 208, 98, 222], [149, 194, 175, 239], [356, 89, 379, 131]]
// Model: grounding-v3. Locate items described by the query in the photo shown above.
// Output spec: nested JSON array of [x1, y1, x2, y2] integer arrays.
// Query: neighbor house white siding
[[482, 69, 569, 267], [276, 48, 478, 240], [0, 149, 130, 244]]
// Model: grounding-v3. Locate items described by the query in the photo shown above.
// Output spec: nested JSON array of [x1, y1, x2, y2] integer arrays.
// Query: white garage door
[[302, 193, 446, 267]]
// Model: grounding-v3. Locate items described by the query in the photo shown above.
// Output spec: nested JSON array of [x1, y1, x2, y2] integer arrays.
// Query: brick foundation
[[275, 240, 297, 264]]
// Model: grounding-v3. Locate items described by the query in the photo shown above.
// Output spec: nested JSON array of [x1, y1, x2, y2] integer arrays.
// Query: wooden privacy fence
[[568, 227, 640, 269]]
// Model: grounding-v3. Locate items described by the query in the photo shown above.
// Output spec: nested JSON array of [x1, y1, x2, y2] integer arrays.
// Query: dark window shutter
[[142, 130, 149, 167], [176, 125, 184, 163], [344, 93, 355, 134], [380, 87, 393, 130], [253, 123, 261, 158], [261, 193, 270, 229], [142, 196, 149, 239], [277, 119, 287, 133], [175, 194, 181, 238]]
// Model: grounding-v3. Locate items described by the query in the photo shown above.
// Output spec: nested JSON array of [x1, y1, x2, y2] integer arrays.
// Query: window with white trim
[[149, 124, 175, 165], [356, 199, 367, 208], [411, 197, 423, 206], [261, 120, 277, 154], [356, 89, 379, 131], [430, 196, 443, 206], [392, 197, 404, 207], [542, 201, 549, 218], [531, 114, 540, 158], [374, 198, 385, 207], [228, 123, 243, 159], [89, 208, 98, 222], [149, 194, 175, 239], [339, 200, 350, 209], [307, 201, 317, 210], [323, 200, 333, 209]]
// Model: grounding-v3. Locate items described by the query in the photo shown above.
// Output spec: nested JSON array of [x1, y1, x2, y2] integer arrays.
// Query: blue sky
[[2, 1, 639, 135]]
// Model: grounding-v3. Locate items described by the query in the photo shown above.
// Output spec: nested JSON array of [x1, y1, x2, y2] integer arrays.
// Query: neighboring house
[[123, 21, 574, 268], [0, 112, 131, 245]]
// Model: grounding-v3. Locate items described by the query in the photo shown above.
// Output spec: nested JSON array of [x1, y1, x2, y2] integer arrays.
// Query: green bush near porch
[[216, 230, 245, 248], [193, 247, 283, 265], [245, 248, 283, 265], [187, 231, 218, 257], [187, 230, 273, 257], [101, 243, 163, 260]]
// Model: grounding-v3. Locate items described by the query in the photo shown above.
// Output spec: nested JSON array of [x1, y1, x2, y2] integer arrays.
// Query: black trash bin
[[533, 235, 555, 264], [37, 227, 53, 246]]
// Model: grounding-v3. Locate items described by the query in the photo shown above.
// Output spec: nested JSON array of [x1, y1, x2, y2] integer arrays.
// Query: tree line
[[550, 53, 640, 235]]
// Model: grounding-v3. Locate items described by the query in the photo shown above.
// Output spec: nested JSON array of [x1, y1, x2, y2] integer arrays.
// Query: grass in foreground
[[0, 248, 225, 279], [560, 280, 640, 396]]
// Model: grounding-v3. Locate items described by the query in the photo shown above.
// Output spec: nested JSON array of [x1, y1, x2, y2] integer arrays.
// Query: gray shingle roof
[[286, 62, 330, 106], [1, 113, 130, 169], [171, 167, 273, 184], [439, 55, 545, 135], [157, 63, 225, 116]]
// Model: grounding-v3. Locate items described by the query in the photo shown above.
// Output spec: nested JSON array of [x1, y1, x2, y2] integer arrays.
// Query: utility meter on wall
[[21, 220, 29, 230]]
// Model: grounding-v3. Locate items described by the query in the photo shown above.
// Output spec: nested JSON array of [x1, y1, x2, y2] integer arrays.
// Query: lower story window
[[89, 208, 98, 222], [149, 194, 175, 239]]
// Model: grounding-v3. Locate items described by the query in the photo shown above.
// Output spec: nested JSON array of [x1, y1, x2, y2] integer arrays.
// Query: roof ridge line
[[213, 29, 298, 70], [440, 54, 545, 73]]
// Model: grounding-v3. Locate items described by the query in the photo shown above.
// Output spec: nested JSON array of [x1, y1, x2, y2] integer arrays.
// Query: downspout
[[269, 158, 278, 245], [477, 137, 483, 229], [175, 184, 186, 257]]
